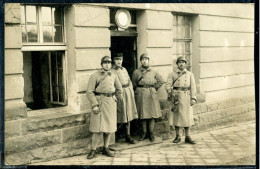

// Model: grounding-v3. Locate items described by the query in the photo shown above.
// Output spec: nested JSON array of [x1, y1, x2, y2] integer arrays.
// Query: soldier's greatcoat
[[111, 66, 138, 123], [86, 69, 122, 133], [165, 68, 196, 127], [132, 66, 164, 119]]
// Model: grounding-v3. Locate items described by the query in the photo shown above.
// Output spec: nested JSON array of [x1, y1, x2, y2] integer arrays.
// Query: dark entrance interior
[[110, 36, 137, 78], [110, 36, 142, 141]]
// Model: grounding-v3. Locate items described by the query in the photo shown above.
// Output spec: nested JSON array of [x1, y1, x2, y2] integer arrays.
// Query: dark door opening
[[110, 36, 142, 141]]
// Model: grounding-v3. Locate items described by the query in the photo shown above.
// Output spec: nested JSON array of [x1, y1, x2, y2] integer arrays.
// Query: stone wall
[[154, 96, 255, 140]]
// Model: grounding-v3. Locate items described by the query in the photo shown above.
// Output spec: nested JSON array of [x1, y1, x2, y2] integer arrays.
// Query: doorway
[[110, 36, 142, 141], [110, 36, 137, 78]]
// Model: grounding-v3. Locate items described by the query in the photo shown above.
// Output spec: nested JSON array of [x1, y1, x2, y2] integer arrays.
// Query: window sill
[[22, 45, 67, 51], [27, 106, 80, 119]]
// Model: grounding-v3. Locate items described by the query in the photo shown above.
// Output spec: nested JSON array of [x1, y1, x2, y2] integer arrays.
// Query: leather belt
[[173, 87, 190, 91], [122, 83, 130, 88], [137, 84, 155, 88], [94, 92, 115, 97]]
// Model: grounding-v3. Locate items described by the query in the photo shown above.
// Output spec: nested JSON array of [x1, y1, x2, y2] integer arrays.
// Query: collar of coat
[[140, 66, 151, 72], [176, 68, 187, 74], [112, 65, 123, 70], [99, 68, 112, 75]]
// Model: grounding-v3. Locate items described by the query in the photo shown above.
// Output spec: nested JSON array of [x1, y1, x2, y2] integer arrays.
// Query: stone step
[[25, 107, 88, 135]]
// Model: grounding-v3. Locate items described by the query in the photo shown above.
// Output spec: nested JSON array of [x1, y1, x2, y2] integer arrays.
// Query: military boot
[[125, 135, 135, 144], [102, 147, 115, 157]]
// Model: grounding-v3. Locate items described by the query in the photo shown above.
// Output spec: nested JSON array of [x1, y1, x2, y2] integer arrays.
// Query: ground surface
[[32, 120, 256, 166]]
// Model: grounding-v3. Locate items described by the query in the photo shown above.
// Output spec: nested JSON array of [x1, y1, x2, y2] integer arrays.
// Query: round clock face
[[115, 9, 131, 29]]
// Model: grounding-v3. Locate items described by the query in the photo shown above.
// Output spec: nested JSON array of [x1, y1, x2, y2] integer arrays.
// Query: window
[[21, 5, 64, 43], [21, 5, 67, 110], [49, 51, 66, 104], [23, 51, 67, 110], [172, 14, 192, 70]]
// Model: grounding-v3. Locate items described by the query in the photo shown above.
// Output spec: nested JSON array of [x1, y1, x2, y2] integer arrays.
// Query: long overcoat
[[111, 66, 138, 123], [86, 69, 122, 133], [165, 68, 196, 127], [132, 66, 164, 119]]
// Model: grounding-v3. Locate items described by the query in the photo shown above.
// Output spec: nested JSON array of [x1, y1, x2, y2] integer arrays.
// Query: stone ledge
[[5, 130, 62, 155], [62, 124, 91, 143], [5, 119, 26, 138], [5, 138, 91, 165], [25, 108, 89, 134]]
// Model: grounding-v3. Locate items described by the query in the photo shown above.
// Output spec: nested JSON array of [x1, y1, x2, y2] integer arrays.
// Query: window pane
[[177, 15, 184, 25], [59, 87, 64, 102], [53, 87, 58, 102], [21, 25, 27, 42], [42, 7, 52, 25], [173, 15, 177, 26], [184, 16, 190, 26], [185, 54, 191, 66], [178, 42, 185, 54], [27, 25, 38, 42], [43, 26, 53, 42], [51, 52, 57, 69], [185, 42, 191, 54], [58, 70, 63, 86], [57, 52, 62, 68], [54, 26, 63, 42], [51, 69, 57, 86], [21, 6, 25, 24], [26, 6, 37, 23], [185, 26, 191, 39], [177, 26, 185, 39], [53, 7, 62, 24]]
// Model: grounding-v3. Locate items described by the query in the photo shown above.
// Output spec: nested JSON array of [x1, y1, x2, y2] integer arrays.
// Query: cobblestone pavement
[[33, 120, 256, 166]]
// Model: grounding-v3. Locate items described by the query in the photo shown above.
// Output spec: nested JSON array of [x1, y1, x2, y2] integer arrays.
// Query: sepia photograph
[[3, 2, 257, 167]]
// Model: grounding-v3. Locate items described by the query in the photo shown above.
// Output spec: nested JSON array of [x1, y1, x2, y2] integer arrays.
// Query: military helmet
[[176, 56, 187, 64], [140, 53, 149, 60], [101, 56, 112, 64]]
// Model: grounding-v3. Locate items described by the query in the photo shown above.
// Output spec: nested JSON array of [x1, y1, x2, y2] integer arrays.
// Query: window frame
[[21, 4, 68, 108], [172, 14, 192, 70], [48, 51, 67, 105], [21, 4, 66, 45]]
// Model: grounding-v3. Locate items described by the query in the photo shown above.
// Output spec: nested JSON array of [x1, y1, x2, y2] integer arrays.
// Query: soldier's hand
[[190, 99, 196, 106], [92, 106, 99, 114], [113, 95, 118, 102]]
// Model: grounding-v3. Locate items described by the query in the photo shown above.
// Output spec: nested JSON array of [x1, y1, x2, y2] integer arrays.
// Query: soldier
[[132, 53, 164, 142], [86, 56, 123, 159], [165, 56, 197, 144], [111, 53, 138, 144]]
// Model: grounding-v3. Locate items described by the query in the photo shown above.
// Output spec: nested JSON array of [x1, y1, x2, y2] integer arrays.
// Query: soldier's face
[[141, 58, 149, 66], [102, 62, 112, 71], [177, 61, 186, 70], [114, 58, 123, 67]]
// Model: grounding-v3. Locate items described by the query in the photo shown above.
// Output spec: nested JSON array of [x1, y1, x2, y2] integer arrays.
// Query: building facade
[[4, 3, 255, 164]]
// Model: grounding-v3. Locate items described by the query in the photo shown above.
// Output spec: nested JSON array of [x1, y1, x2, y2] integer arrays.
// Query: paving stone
[[149, 157, 167, 162], [113, 158, 130, 162], [112, 161, 131, 165], [31, 120, 255, 166], [130, 162, 150, 165], [131, 157, 149, 162], [150, 162, 169, 165]]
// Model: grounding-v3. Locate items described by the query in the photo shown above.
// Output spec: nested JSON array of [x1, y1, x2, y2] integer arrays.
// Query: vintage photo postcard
[[2, 2, 257, 167]]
